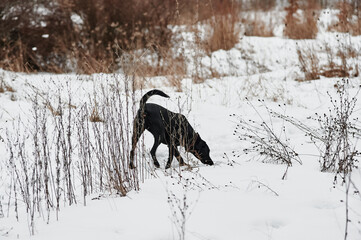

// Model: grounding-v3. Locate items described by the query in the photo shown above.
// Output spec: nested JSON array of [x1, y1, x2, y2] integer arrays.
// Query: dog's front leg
[[165, 145, 175, 169], [174, 147, 186, 166]]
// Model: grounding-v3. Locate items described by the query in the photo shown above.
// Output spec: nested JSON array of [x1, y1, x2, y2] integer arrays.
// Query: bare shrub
[[284, 0, 319, 39], [274, 79, 361, 179], [296, 38, 361, 81], [167, 180, 192, 240], [296, 44, 321, 80], [167, 174, 205, 240], [233, 99, 302, 179], [318, 80, 360, 178]]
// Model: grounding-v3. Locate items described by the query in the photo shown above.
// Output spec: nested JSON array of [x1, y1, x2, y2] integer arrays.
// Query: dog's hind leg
[[150, 137, 161, 168], [165, 145, 175, 169], [129, 115, 145, 169]]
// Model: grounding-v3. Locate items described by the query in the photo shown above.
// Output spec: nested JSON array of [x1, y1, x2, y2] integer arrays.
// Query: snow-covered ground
[[1, 10, 361, 240]]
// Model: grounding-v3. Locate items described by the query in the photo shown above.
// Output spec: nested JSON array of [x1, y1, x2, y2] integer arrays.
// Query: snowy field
[[1, 11, 361, 240]]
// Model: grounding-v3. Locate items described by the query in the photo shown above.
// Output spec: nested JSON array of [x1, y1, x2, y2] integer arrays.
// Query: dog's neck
[[185, 132, 199, 152]]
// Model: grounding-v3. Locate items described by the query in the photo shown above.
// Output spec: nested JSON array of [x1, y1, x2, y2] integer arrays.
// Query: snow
[[71, 13, 83, 25], [1, 10, 361, 240]]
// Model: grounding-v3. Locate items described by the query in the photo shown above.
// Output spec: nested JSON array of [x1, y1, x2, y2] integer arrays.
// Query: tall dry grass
[[0, 0, 241, 75], [296, 39, 360, 81], [328, 1, 361, 36], [284, 0, 319, 39], [5, 75, 152, 234], [243, 13, 275, 37]]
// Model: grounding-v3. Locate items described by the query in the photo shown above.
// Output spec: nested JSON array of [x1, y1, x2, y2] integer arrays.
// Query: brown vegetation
[[328, 1, 361, 36], [284, 0, 319, 39], [243, 14, 274, 37], [296, 44, 320, 81], [296, 40, 360, 81], [1, 0, 360, 79], [0, 0, 239, 75], [202, 0, 242, 54], [0, 75, 15, 93], [207, 15, 241, 52]]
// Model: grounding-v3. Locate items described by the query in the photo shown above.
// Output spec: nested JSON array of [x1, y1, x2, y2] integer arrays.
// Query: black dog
[[129, 89, 214, 169]]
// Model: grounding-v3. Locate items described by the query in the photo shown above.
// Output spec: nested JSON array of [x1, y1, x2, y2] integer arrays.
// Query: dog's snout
[[205, 159, 214, 165]]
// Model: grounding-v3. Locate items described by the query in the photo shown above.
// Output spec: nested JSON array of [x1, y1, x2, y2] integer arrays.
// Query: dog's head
[[191, 134, 214, 166]]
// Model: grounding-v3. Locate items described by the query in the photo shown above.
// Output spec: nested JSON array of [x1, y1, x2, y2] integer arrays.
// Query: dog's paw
[[179, 161, 187, 167], [154, 161, 160, 168], [129, 162, 135, 169]]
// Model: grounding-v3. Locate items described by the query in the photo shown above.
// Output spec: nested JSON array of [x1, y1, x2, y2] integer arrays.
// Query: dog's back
[[143, 103, 195, 147]]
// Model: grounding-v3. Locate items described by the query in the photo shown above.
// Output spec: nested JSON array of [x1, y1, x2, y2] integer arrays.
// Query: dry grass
[[243, 13, 274, 37], [284, 0, 319, 39], [89, 102, 103, 123], [206, 0, 242, 53], [0, 0, 240, 75], [296, 44, 320, 81], [120, 45, 187, 91], [46, 103, 62, 116], [297, 39, 361, 81], [328, 1, 361, 36], [0, 76, 16, 94], [243, 0, 276, 11], [206, 15, 240, 53]]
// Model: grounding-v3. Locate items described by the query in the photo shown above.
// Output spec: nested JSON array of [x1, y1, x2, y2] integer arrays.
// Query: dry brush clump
[[0, 0, 180, 73], [0, 0, 242, 76], [243, 13, 275, 37], [233, 99, 302, 179], [296, 44, 320, 80], [4, 76, 149, 234], [284, 0, 319, 39], [167, 178, 197, 240], [296, 39, 360, 81], [242, 0, 276, 11], [328, 1, 361, 36], [206, 14, 241, 53], [0, 72, 15, 92], [204, 0, 242, 53], [234, 79, 361, 180], [274, 79, 361, 180]]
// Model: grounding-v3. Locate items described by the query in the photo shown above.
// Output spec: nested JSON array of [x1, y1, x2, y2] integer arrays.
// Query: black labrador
[[129, 89, 214, 169]]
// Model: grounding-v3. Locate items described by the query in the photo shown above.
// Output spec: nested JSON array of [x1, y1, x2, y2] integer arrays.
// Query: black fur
[[130, 89, 214, 169]]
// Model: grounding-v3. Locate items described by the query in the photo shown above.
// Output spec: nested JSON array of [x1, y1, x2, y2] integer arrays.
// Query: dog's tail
[[139, 89, 169, 109]]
